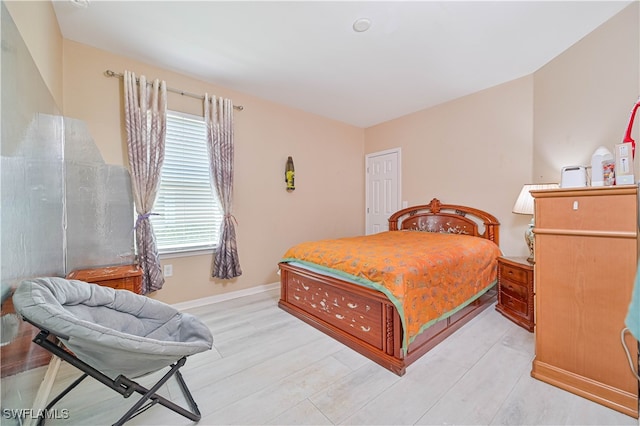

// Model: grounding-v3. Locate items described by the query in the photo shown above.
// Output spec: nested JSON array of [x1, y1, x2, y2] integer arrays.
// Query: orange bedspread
[[281, 231, 501, 348]]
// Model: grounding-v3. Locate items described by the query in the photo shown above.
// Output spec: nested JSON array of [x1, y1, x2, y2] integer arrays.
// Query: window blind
[[151, 111, 222, 254]]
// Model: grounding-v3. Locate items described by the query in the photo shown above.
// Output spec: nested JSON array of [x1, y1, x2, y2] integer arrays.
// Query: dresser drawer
[[535, 190, 637, 233]]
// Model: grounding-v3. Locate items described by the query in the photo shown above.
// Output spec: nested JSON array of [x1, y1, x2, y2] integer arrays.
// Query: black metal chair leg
[[174, 370, 201, 418], [112, 359, 194, 426], [29, 328, 204, 425]]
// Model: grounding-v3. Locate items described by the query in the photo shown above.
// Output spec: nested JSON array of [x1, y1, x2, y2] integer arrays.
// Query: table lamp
[[512, 183, 559, 263]]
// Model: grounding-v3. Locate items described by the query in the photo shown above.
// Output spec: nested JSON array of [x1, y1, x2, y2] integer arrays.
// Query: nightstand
[[495, 256, 534, 332], [67, 264, 143, 294]]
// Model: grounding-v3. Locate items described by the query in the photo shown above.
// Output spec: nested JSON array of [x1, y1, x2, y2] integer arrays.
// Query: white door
[[365, 148, 401, 235]]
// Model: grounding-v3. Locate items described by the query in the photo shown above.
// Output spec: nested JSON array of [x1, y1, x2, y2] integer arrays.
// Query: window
[[150, 111, 222, 255]]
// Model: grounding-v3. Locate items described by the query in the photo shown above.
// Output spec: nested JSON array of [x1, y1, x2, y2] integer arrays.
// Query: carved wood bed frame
[[278, 198, 500, 376]]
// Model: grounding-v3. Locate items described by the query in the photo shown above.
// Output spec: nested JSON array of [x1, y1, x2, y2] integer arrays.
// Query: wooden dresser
[[531, 185, 639, 418], [66, 264, 143, 294]]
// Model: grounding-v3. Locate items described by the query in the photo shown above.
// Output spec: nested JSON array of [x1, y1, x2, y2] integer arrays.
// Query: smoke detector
[[69, 0, 90, 8], [353, 18, 371, 33]]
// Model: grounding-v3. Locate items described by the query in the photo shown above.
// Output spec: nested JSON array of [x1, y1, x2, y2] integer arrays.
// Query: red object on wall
[[622, 96, 640, 158]]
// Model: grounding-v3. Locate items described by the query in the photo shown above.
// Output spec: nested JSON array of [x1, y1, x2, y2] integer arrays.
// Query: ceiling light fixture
[[352, 18, 371, 33]]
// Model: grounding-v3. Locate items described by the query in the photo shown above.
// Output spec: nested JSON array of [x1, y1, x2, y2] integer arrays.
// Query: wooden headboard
[[388, 198, 500, 245]]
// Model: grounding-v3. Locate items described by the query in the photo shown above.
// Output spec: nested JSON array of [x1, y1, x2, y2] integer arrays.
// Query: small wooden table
[[67, 264, 143, 294], [495, 256, 534, 332]]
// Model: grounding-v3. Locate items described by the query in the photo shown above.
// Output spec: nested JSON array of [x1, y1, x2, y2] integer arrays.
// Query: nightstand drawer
[[499, 262, 528, 284], [500, 278, 528, 301], [500, 293, 527, 316]]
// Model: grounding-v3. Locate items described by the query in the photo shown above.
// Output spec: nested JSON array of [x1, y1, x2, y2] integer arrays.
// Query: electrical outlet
[[163, 264, 173, 277]]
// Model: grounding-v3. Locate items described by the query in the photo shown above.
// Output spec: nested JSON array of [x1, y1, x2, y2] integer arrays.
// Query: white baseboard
[[171, 282, 280, 311]]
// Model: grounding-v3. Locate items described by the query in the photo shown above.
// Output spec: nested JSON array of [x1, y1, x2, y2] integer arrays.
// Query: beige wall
[[365, 76, 535, 257], [4, 0, 63, 108], [7, 0, 639, 300], [62, 40, 365, 304], [364, 2, 640, 258], [534, 2, 640, 182]]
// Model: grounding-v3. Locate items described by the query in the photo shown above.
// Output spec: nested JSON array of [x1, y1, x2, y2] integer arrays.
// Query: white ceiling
[[52, 1, 632, 128]]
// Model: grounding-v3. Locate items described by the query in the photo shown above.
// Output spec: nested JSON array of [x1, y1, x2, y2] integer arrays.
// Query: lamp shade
[[512, 183, 559, 215]]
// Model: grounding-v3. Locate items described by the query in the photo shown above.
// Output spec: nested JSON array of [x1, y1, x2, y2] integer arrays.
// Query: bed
[[278, 198, 500, 376]]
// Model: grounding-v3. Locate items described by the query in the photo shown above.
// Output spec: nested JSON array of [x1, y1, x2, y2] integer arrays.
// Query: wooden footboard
[[278, 262, 496, 376]]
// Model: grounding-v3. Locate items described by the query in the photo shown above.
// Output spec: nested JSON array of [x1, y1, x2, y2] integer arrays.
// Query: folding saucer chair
[[12, 277, 213, 426]]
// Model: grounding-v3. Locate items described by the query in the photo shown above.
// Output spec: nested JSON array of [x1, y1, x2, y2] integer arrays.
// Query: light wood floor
[[3, 287, 638, 425]]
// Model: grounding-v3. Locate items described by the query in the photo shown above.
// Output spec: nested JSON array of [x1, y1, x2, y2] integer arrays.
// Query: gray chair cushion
[[12, 277, 213, 379]]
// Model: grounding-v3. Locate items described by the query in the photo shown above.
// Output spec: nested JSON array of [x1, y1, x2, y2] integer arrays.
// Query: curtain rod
[[104, 69, 244, 111]]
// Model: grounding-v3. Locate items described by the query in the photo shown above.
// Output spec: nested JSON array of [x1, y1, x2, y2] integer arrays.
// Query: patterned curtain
[[204, 94, 242, 279], [124, 70, 166, 293]]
